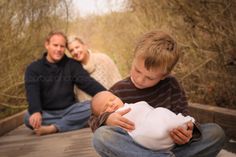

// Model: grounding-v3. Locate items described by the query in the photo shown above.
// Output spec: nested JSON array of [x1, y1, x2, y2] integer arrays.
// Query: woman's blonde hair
[[67, 36, 84, 48]]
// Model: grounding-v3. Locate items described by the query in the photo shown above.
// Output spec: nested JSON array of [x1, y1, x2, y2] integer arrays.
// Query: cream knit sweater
[[75, 51, 122, 101]]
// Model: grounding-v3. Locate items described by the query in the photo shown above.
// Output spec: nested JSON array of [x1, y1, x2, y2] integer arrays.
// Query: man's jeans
[[93, 123, 225, 157], [24, 101, 91, 132]]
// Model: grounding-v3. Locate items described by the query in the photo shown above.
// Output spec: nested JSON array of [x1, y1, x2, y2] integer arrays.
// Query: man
[[24, 31, 106, 135]]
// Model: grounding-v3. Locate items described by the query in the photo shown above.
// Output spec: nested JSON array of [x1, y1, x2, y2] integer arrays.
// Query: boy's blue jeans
[[93, 123, 225, 157]]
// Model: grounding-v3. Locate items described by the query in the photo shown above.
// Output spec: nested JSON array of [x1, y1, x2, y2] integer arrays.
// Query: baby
[[91, 91, 195, 150]]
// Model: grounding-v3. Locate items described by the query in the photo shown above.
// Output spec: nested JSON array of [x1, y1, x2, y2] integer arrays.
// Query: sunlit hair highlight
[[67, 36, 85, 48], [134, 30, 179, 74]]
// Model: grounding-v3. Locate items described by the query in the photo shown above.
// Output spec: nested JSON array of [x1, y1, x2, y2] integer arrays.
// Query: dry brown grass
[[0, 0, 71, 119], [1, 0, 235, 120], [68, 0, 236, 109]]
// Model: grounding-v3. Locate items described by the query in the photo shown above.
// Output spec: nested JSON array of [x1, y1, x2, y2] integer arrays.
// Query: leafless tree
[[0, 0, 72, 118]]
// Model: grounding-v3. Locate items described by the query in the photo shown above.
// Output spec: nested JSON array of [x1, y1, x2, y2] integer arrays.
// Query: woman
[[67, 36, 122, 101]]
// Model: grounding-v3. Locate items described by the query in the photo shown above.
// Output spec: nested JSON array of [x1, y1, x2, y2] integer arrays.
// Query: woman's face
[[67, 40, 88, 63]]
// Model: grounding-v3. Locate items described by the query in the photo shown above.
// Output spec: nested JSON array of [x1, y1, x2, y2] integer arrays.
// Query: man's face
[[130, 57, 167, 89], [45, 35, 66, 63]]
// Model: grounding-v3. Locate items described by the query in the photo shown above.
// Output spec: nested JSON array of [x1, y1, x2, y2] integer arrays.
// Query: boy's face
[[45, 34, 66, 63], [130, 57, 167, 89]]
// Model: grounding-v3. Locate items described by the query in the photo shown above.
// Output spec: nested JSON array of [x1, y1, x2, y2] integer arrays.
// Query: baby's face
[[102, 94, 124, 113]]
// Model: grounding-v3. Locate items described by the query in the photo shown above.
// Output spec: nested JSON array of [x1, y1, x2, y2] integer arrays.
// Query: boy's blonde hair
[[134, 30, 179, 74]]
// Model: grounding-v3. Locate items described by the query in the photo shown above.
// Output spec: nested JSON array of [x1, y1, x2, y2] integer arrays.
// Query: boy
[[24, 31, 106, 136], [90, 30, 225, 157], [91, 91, 195, 151]]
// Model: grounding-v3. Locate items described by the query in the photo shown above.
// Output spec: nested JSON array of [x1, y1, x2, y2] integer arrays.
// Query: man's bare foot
[[34, 125, 58, 136]]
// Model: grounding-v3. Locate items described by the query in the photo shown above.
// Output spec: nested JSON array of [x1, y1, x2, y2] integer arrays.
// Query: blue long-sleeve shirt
[[25, 53, 106, 115]]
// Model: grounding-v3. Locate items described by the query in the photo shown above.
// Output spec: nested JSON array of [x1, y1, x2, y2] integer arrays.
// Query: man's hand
[[105, 108, 135, 131], [170, 121, 193, 145], [29, 112, 42, 129]]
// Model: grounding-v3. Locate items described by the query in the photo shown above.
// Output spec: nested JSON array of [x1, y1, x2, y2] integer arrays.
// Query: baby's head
[[91, 91, 124, 116]]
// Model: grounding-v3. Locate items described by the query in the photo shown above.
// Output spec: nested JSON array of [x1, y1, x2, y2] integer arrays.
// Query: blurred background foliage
[[0, 0, 235, 119], [0, 0, 71, 119]]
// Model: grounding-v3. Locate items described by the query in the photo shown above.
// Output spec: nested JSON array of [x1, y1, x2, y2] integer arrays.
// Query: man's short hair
[[45, 31, 68, 47]]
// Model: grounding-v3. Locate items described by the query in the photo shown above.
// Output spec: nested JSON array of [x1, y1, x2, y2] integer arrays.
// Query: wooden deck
[[0, 125, 99, 157], [1, 125, 236, 157], [1, 104, 236, 157]]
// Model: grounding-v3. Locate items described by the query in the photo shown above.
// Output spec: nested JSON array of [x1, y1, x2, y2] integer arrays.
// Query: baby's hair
[[134, 30, 179, 74], [91, 91, 109, 116]]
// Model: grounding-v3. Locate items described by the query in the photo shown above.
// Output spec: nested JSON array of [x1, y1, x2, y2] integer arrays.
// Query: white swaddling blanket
[[116, 101, 195, 150]]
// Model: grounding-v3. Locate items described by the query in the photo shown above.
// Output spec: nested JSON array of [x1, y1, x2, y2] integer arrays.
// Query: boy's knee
[[93, 126, 115, 146], [206, 123, 226, 143], [214, 124, 226, 143], [93, 126, 110, 140], [93, 127, 106, 149], [211, 124, 225, 137]]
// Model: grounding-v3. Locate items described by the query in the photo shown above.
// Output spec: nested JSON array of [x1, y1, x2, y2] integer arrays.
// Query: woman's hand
[[170, 121, 193, 145], [105, 108, 135, 131], [29, 112, 42, 129]]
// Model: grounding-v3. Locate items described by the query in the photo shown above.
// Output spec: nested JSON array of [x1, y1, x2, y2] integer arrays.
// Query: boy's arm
[[89, 109, 135, 132], [191, 121, 201, 142], [170, 77, 201, 143], [89, 112, 112, 132]]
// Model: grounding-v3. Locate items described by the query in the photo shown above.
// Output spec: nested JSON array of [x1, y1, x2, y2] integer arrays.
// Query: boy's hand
[[29, 112, 42, 129], [170, 121, 193, 145], [105, 108, 135, 131]]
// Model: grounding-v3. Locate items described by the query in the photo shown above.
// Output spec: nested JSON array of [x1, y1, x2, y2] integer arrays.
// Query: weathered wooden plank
[[189, 103, 236, 139], [0, 110, 25, 136], [0, 103, 236, 157], [215, 111, 236, 139], [0, 126, 99, 157], [189, 104, 214, 123]]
